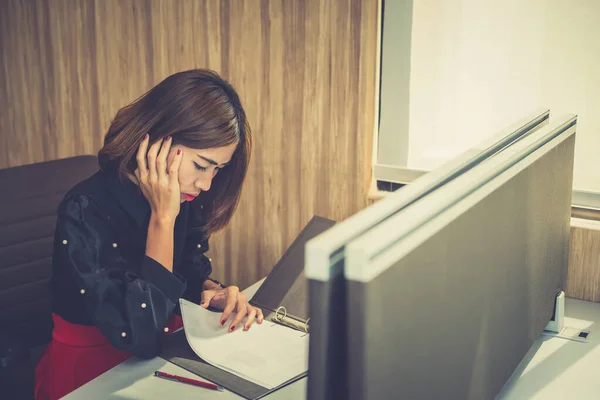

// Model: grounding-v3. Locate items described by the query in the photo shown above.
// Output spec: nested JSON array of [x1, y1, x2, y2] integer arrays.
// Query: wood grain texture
[[0, 0, 378, 289], [566, 218, 600, 302]]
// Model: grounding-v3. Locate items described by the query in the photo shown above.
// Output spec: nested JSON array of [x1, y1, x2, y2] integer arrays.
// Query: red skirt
[[34, 313, 183, 400]]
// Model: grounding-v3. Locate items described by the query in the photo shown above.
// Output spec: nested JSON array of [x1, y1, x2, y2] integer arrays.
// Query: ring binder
[[271, 306, 310, 333], [161, 216, 336, 400]]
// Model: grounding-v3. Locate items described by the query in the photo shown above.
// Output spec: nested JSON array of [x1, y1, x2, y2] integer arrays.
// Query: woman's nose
[[195, 176, 212, 192]]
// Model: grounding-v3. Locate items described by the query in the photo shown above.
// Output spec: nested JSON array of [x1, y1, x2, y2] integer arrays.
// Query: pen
[[154, 370, 224, 391]]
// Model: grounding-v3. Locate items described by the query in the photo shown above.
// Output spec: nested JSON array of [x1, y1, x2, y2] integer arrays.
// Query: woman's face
[[167, 142, 237, 203]]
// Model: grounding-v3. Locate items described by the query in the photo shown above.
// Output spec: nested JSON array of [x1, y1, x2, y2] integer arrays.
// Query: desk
[[65, 287, 600, 399]]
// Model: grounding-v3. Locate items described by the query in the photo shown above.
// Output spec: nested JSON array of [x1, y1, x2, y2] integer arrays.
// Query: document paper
[[179, 299, 309, 389]]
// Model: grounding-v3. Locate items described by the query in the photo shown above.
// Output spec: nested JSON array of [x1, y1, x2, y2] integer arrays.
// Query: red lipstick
[[184, 194, 196, 201]]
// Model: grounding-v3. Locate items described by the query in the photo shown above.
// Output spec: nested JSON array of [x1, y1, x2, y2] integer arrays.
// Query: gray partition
[[304, 109, 550, 400], [344, 115, 576, 400]]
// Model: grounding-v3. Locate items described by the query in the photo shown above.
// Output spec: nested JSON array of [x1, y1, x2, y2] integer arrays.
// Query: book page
[[179, 299, 309, 389]]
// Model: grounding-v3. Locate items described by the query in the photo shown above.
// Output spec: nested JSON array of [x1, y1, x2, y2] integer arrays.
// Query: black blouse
[[50, 169, 212, 358]]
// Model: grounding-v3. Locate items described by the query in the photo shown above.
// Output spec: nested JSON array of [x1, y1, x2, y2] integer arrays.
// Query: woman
[[35, 69, 263, 400]]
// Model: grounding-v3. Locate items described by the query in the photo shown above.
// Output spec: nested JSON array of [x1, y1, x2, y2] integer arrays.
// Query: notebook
[[161, 215, 336, 399]]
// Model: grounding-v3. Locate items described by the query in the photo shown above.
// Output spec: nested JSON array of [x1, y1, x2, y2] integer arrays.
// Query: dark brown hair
[[98, 69, 252, 237]]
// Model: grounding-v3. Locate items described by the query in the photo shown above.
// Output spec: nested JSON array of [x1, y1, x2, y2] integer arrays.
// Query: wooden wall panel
[[0, 0, 379, 289], [0, 0, 101, 164], [565, 218, 600, 302], [94, 0, 156, 136]]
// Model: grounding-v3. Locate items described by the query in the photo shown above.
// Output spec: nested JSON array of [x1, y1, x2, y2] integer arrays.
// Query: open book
[[161, 216, 336, 399]]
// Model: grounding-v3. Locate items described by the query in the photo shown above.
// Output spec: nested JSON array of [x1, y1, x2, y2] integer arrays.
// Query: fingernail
[[230, 326, 235, 332], [177, 149, 181, 155], [244, 325, 249, 330], [220, 320, 225, 326], [166, 136, 171, 141], [144, 134, 149, 139]]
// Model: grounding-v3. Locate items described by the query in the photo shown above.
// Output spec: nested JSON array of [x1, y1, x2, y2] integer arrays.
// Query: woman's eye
[[194, 162, 207, 172]]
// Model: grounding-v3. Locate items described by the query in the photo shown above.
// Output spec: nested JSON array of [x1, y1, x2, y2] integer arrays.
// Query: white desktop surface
[[497, 297, 600, 399], [64, 281, 600, 400], [61, 357, 305, 400]]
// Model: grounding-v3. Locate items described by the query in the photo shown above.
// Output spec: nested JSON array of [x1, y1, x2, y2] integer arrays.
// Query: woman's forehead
[[189, 142, 237, 166]]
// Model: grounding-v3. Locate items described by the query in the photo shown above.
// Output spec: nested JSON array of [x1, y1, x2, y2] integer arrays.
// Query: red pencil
[[154, 370, 224, 391]]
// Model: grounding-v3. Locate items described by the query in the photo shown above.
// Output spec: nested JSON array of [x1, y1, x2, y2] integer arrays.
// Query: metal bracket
[[542, 291, 591, 342], [544, 291, 565, 333]]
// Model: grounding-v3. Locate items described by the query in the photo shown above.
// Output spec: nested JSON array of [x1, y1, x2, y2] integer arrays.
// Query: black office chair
[[0, 155, 99, 399]]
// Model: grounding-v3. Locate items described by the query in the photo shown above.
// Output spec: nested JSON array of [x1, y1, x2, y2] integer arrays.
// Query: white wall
[[408, 0, 600, 191]]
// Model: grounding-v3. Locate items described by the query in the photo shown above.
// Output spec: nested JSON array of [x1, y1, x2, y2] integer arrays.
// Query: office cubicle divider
[[344, 115, 576, 400], [304, 109, 551, 400]]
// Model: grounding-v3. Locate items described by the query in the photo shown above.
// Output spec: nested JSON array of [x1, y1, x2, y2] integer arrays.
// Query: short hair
[[98, 69, 252, 236]]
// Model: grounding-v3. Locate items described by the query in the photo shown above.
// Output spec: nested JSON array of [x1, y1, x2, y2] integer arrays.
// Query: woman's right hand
[[134, 135, 183, 224]]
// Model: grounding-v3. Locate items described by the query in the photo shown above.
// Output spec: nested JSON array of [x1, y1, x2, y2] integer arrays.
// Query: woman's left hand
[[200, 286, 264, 332]]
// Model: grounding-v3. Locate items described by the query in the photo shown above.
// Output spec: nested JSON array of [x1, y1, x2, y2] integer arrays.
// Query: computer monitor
[[343, 115, 576, 400], [304, 109, 551, 400]]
